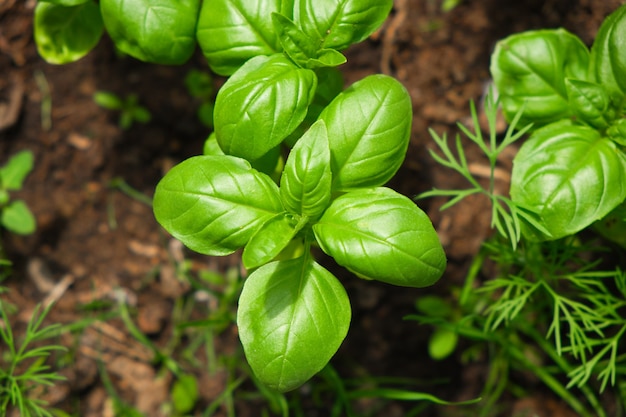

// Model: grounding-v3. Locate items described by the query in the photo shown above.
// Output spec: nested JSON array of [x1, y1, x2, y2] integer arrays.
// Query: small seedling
[[93, 91, 151, 130], [0, 299, 66, 417], [0, 150, 36, 235]]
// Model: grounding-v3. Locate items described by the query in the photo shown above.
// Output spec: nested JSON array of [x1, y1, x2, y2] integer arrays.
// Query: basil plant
[[491, 4, 626, 243], [153, 74, 447, 392]]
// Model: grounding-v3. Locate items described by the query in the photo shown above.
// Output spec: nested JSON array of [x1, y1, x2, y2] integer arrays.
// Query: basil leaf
[[242, 214, 303, 269], [202, 133, 225, 156], [34, 1, 103, 64], [308, 48, 346, 68], [608, 119, 626, 146], [283, 66, 344, 148], [318, 74, 412, 191], [280, 120, 332, 220], [0, 151, 34, 191], [272, 12, 346, 69], [238, 257, 351, 392], [590, 5, 626, 99], [100, 0, 200, 65], [313, 187, 446, 288], [511, 121, 626, 240], [153, 155, 283, 256], [272, 13, 317, 66], [491, 29, 590, 127], [197, 0, 292, 76], [565, 79, 614, 129], [214, 54, 317, 161], [294, 0, 393, 50], [1, 200, 36, 235]]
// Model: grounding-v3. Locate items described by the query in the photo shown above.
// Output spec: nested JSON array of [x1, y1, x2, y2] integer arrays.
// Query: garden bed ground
[[0, 1, 623, 416]]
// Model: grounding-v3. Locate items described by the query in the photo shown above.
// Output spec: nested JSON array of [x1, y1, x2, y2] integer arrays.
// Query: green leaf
[[171, 374, 198, 414], [511, 121, 626, 240], [2, 200, 36, 235], [196, 0, 291, 76], [242, 214, 303, 269], [153, 155, 284, 256], [203, 133, 225, 156], [100, 0, 200, 65], [0, 150, 34, 191], [93, 91, 124, 110], [307, 48, 346, 68], [272, 12, 317, 65], [590, 4, 626, 99], [237, 257, 351, 392], [313, 187, 446, 287], [214, 54, 317, 161], [490, 28, 590, 127], [294, 0, 393, 50], [271, 13, 346, 69], [565, 78, 614, 129], [318, 74, 412, 191], [33, 0, 103, 64], [608, 119, 626, 146], [280, 120, 332, 219], [428, 327, 458, 360], [283, 66, 344, 148]]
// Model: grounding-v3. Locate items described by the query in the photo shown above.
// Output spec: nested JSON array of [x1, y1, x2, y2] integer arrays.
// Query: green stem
[[519, 323, 604, 417]]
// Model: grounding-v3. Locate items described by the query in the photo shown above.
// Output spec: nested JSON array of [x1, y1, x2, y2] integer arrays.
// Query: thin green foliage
[[0, 299, 66, 417], [418, 90, 626, 416], [419, 91, 545, 249]]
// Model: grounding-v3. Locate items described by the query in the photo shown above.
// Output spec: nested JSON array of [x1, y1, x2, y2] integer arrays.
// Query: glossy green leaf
[[242, 214, 304, 269], [197, 0, 292, 76], [214, 54, 317, 161], [272, 13, 317, 65], [308, 48, 346, 68], [238, 257, 351, 392], [203, 133, 226, 156], [283, 66, 344, 148], [2, 200, 36, 235], [590, 4, 626, 99], [491, 28, 590, 127], [294, 0, 393, 50], [608, 119, 626, 146], [565, 79, 614, 129], [100, 0, 200, 65], [280, 120, 332, 219], [318, 74, 412, 191], [511, 121, 626, 240], [0, 150, 34, 191], [272, 12, 346, 69], [34, 1, 103, 64], [313, 187, 446, 287], [153, 155, 283, 256]]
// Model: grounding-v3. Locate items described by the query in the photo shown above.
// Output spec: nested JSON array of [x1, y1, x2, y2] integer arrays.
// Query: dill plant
[[0, 299, 65, 417]]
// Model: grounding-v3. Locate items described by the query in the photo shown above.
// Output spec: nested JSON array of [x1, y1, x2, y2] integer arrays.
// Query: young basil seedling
[[0, 151, 36, 235], [491, 5, 626, 241], [154, 76, 446, 392]]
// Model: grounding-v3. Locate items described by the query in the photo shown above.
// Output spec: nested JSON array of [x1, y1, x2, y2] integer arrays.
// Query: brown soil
[[0, 1, 622, 416]]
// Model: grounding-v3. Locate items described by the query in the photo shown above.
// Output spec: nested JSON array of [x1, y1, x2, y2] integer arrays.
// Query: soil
[[0, 1, 623, 416]]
